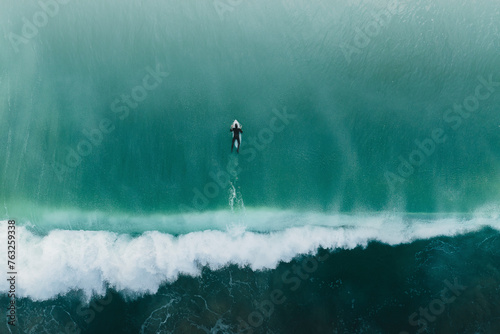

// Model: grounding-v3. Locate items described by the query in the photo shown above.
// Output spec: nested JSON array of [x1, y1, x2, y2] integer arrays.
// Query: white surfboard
[[230, 120, 242, 149]]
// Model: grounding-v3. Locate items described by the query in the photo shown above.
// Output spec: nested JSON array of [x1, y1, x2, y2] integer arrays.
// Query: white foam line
[[0, 215, 498, 301]]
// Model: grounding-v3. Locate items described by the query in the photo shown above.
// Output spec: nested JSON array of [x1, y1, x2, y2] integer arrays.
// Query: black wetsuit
[[230, 127, 243, 153]]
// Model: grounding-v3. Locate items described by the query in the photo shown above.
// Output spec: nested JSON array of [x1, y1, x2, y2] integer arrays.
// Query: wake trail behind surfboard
[[228, 179, 245, 214], [228, 155, 245, 215]]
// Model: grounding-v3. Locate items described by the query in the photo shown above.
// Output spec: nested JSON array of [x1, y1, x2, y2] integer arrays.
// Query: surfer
[[230, 120, 243, 153]]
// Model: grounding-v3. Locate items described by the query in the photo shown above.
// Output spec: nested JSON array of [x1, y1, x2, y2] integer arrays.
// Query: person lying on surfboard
[[230, 120, 243, 153]]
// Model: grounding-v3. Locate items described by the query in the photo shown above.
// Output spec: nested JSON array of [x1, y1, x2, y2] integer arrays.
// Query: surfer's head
[[234, 123, 238, 128]]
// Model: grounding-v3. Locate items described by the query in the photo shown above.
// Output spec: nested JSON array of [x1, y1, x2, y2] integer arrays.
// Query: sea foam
[[0, 211, 498, 301]]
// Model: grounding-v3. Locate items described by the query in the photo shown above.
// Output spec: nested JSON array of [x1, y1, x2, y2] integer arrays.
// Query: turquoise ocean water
[[1, 0, 500, 333]]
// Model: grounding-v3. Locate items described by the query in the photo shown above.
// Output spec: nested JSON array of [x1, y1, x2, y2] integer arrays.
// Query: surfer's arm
[[230, 128, 233, 132]]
